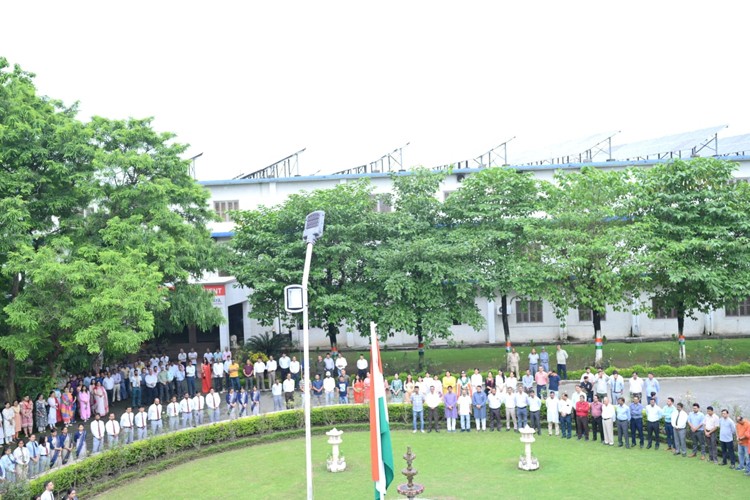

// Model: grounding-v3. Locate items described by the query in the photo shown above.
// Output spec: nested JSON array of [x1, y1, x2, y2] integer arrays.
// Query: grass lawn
[[99, 430, 748, 500], [343, 338, 750, 374]]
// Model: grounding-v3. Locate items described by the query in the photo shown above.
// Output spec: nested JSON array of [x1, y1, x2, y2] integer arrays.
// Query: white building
[[195, 128, 750, 350]]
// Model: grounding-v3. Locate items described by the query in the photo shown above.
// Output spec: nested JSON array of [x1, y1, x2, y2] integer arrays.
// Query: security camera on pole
[[284, 210, 325, 500]]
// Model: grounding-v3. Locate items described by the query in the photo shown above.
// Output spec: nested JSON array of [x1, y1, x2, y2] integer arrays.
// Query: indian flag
[[370, 322, 394, 500]]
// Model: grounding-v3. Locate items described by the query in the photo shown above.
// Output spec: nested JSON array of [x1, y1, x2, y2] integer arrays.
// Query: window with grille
[[516, 300, 543, 323], [578, 308, 607, 322], [726, 297, 750, 316], [214, 200, 239, 222], [652, 300, 678, 319]]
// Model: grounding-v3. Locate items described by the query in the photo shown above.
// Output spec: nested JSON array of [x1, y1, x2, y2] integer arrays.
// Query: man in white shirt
[[254, 358, 266, 391], [289, 356, 301, 384], [545, 392, 560, 436], [130, 369, 143, 408], [645, 398, 663, 449], [144, 368, 158, 406], [628, 371, 644, 402], [13, 440, 30, 481], [266, 355, 278, 388], [356, 354, 369, 380], [203, 348, 213, 364], [278, 353, 291, 380], [206, 389, 221, 423], [192, 392, 206, 425], [188, 348, 198, 366], [558, 393, 574, 439], [212, 360, 225, 392], [90, 414, 105, 454], [102, 373, 115, 404], [105, 413, 121, 449], [334, 354, 347, 378], [283, 374, 297, 409], [528, 391, 542, 435], [160, 353, 170, 366], [323, 371, 336, 406], [593, 369, 610, 401], [555, 344, 569, 379], [504, 387, 517, 431], [671, 402, 689, 456], [180, 393, 194, 428], [704, 406, 721, 464], [600, 396, 616, 445], [186, 362, 197, 397], [178, 348, 188, 366], [148, 398, 164, 435], [425, 386, 442, 433], [166, 396, 180, 431], [120, 407, 135, 444], [134, 406, 148, 441], [271, 380, 284, 411], [487, 387, 503, 432]]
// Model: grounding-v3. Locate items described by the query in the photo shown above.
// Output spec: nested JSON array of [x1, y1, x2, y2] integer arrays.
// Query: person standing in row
[[704, 406, 720, 464], [425, 386, 441, 433], [206, 389, 221, 423], [672, 402, 689, 457], [443, 386, 457, 432], [135, 406, 148, 441], [555, 345, 568, 379], [719, 409, 737, 468], [148, 398, 163, 435], [644, 398, 662, 449]]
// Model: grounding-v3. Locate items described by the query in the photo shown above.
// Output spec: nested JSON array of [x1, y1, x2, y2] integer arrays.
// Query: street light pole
[[301, 211, 325, 500]]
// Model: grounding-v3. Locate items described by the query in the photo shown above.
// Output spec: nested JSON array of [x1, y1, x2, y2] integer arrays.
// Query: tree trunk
[[501, 294, 511, 352], [2, 353, 17, 402], [677, 301, 686, 361], [416, 318, 425, 372], [593, 310, 603, 367], [327, 323, 338, 350]]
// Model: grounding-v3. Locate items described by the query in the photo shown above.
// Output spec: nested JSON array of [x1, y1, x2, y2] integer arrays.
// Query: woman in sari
[[35, 393, 48, 433], [92, 381, 108, 417], [47, 391, 58, 431], [201, 359, 212, 394], [54, 388, 63, 424], [363, 374, 371, 404], [12, 400, 21, 440], [404, 374, 415, 404], [352, 375, 365, 404], [78, 386, 91, 422], [20, 396, 34, 438], [60, 388, 75, 426]]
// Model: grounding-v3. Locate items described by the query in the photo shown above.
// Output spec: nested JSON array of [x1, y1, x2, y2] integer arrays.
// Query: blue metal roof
[[211, 231, 235, 238]]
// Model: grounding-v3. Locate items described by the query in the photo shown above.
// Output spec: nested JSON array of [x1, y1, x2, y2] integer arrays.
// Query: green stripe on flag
[[378, 397, 394, 497]]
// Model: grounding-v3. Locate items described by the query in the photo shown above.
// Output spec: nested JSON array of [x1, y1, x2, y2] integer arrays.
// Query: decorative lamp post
[[518, 425, 540, 471], [325, 428, 346, 472]]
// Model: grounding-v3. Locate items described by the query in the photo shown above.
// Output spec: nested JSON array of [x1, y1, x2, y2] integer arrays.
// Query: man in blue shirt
[[687, 403, 706, 459], [644, 373, 660, 404], [411, 386, 425, 433], [629, 396, 644, 448], [548, 370, 561, 394], [615, 397, 631, 448], [539, 347, 550, 372], [718, 409, 737, 467]]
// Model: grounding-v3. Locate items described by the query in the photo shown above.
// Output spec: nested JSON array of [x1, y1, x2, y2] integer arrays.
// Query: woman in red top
[[201, 359, 212, 393], [353, 375, 365, 404]]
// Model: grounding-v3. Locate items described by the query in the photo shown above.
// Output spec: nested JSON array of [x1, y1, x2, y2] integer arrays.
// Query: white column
[[631, 299, 641, 337], [242, 301, 252, 344], [705, 309, 714, 335], [219, 305, 230, 350], [487, 299, 496, 344]]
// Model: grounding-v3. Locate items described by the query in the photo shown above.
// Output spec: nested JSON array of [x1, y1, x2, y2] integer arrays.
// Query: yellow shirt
[[229, 363, 240, 378], [442, 376, 457, 393]]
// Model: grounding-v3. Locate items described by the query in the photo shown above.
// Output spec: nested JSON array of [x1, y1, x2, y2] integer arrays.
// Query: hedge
[[20, 400, 730, 499], [382, 362, 750, 383]]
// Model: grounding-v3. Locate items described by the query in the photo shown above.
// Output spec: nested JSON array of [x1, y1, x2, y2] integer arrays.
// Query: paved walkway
[[559, 375, 749, 414]]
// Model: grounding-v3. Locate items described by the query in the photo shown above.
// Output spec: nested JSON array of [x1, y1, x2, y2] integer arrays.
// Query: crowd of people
[[2, 343, 749, 491]]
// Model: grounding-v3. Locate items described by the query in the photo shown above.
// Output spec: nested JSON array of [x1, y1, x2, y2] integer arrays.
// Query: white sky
[[2, 1, 749, 180]]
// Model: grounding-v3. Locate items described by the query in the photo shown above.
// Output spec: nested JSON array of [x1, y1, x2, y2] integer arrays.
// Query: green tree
[[535, 166, 643, 365], [444, 167, 545, 351], [231, 180, 383, 348], [362, 169, 484, 369], [632, 158, 750, 360], [0, 61, 222, 399], [0, 58, 95, 400]]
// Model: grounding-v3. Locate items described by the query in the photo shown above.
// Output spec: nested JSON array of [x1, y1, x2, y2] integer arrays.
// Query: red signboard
[[203, 285, 226, 296]]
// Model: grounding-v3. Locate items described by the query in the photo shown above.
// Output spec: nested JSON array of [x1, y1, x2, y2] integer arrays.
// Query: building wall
[[200, 157, 750, 350]]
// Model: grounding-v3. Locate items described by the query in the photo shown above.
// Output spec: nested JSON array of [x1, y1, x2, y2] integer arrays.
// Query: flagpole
[[302, 242, 314, 500]]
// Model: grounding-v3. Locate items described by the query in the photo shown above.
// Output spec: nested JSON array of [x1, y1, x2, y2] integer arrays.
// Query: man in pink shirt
[[534, 367, 549, 398]]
